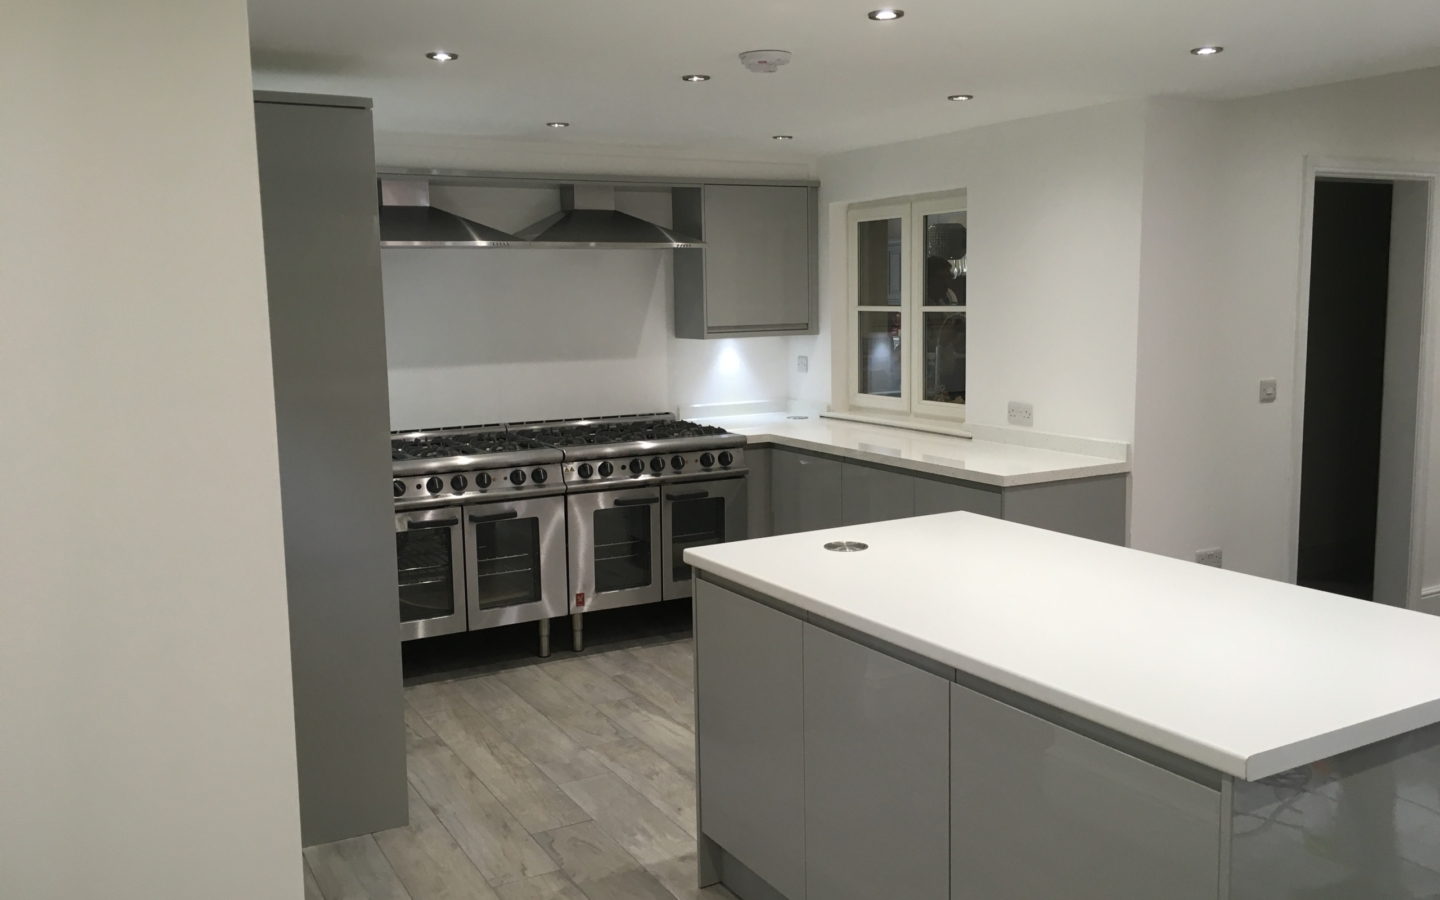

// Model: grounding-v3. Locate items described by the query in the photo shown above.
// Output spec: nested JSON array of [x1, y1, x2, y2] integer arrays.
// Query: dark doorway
[[1297, 180, 1394, 599]]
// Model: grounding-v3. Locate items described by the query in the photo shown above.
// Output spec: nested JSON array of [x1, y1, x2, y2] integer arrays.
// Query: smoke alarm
[[739, 50, 792, 74]]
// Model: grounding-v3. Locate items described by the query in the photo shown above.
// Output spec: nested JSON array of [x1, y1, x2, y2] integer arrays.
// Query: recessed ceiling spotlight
[[1190, 45, 1223, 56], [682, 74, 711, 82], [547, 122, 570, 128], [947, 94, 974, 102], [426, 51, 458, 63], [868, 9, 904, 20], [773, 135, 794, 141]]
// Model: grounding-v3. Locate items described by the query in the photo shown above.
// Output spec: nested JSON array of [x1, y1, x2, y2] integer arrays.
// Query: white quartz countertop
[[693, 413, 1128, 487], [685, 512, 1440, 781]]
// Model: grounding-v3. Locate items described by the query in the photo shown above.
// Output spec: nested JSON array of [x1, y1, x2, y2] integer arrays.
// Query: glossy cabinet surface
[[695, 581, 806, 900], [674, 184, 819, 339], [804, 624, 950, 900], [771, 450, 843, 535], [951, 682, 1220, 900], [913, 476, 1003, 517], [840, 461, 915, 525]]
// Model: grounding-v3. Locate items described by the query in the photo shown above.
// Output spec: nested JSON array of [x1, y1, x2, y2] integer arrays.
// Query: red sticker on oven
[[575, 592, 586, 608]]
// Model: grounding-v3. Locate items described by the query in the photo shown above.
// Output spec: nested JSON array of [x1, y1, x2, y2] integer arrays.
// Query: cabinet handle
[[469, 510, 519, 524], [614, 497, 660, 507], [668, 491, 710, 502], [408, 516, 459, 529]]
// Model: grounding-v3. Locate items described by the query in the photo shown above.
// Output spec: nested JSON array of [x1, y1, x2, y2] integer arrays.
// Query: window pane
[[857, 218, 902, 306], [858, 311, 903, 397], [923, 311, 966, 404], [923, 211, 966, 307]]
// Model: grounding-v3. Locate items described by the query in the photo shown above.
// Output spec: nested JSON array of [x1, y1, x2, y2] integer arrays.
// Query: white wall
[[383, 186, 792, 429], [811, 101, 1149, 443], [1, 3, 302, 899]]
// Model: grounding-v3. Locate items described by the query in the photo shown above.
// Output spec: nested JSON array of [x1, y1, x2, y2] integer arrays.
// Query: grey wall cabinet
[[695, 581, 807, 900], [950, 682, 1220, 900], [673, 184, 819, 339], [840, 462, 915, 525], [804, 624, 950, 900], [254, 91, 407, 845], [771, 450, 843, 536]]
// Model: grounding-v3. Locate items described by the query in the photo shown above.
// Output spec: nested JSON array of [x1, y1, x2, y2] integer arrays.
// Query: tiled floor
[[303, 637, 736, 900]]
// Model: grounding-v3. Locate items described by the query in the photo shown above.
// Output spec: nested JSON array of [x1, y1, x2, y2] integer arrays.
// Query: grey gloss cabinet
[[950, 682, 1220, 900], [772, 450, 843, 535], [673, 184, 819, 339], [914, 476, 1003, 518], [803, 624, 950, 900], [254, 91, 406, 845], [840, 461, 915, 525], [695, 581, 806, 900]]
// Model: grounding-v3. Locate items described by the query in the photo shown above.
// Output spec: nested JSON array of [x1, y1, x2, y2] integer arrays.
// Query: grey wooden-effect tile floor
[[303, 637, 738, 900]]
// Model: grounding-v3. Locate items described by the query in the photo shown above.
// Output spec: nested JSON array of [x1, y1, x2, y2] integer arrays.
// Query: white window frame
[[845, 191, 968, 422]]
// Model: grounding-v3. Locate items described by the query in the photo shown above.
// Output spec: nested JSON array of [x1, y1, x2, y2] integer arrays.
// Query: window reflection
[[924, 311, 965, 404], [858, 311, 902, 397], [857, 218, 903, 307], [923, 211, 966, 307]]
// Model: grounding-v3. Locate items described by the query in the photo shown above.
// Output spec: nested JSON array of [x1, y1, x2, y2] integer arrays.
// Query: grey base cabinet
[[804, 624, 950, 900], [840, 462, 915, 525], [951, 683, 1221, 900], [772, 450, 842, 536]]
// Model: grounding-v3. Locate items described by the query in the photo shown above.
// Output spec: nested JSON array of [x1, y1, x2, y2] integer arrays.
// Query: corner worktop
[[687, 511, 1440, 781], [694, 412, 1128, 487]]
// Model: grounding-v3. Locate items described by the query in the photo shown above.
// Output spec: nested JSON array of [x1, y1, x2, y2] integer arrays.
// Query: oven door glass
[[470, 514, 541, 611], [670, 497, 725, 584], [396, 518, 462, 630], [595, 504, 653, 593]]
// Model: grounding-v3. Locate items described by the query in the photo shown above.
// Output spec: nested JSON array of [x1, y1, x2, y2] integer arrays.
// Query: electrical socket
[[1007, 401, 1034, 427], [797, 355, 809, 373], [1259, 379, 1278, 404], [1195, 548, 1223, 568]]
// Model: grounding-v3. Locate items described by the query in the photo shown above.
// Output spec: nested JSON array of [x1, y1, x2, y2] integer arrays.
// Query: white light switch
[[797, 355, 808, 373], [1259, 379, 1278, 403]]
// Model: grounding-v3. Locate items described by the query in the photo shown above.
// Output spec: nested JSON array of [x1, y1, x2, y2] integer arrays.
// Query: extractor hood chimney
[[515, 184, 703, 249], [378, 180, 519, 247]]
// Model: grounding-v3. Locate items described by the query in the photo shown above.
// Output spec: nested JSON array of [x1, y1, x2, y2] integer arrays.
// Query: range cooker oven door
[[395, 507, 467, 641], [567, 485, 663, 614], [662, 476, 748, 601], [463, 494, 568, 630]]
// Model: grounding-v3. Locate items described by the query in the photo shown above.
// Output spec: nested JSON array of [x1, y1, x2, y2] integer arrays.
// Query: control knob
[[598, 461, 614, 477], [451, 474, 468, 492], [718, 451, 734, 467], [577, 463, 594, 479], [476, 472, 492, 489], [509, 469, 527, 486], [532, 468, 548, 484], [425, 476, 443, 494], [650, 457, 666, 472], [699, 452, 715, 468], [628, 459, 645, 475], [671, 455, 686, 470], [393, 480, 406, 497]]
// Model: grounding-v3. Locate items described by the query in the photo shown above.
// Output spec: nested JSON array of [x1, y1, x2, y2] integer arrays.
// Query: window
[[847, 193, 967, 420]]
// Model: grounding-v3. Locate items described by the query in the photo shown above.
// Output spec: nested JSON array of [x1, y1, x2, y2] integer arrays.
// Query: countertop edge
[[688, 557, 1439, 783], [739, 432, 1132, 487]]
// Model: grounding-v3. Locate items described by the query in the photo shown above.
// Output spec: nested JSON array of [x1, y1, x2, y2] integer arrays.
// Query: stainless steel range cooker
[[390, 414, 747, 655]]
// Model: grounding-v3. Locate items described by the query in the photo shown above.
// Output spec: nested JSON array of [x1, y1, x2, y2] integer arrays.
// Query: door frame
[[1288, 156, 1440, 607]]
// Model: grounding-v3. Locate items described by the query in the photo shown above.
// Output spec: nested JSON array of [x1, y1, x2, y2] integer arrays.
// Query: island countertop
[[693, 413, 1129, 488], [684, 512, 1440, 781]]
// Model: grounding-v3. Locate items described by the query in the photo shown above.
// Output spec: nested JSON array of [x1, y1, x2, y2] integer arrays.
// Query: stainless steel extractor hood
[[378, 180, 519, 247], [515, 184, 703, 249]]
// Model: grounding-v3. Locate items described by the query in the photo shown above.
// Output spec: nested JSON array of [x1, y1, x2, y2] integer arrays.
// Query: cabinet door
[[914, 477, 1004, 518], [745, 447, 773, 538], [1001, 474, 1127, 545], [951, 682, 1220, 900], [696, 581, 806, 900], [704, 185, 811, 333], [840, 461, 915, 525], [772, 450, 843, 535], [804, 624, 950, 900]]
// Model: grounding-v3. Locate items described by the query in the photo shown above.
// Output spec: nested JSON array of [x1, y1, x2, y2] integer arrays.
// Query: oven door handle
[[469, 510, 519, 524], [667, 491, 710, 502], [613, 497, 660, 507], [407, 516, 459, 529]]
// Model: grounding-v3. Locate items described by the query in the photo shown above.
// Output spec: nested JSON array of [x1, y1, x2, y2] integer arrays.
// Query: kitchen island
[[685, 513, 1440, 900]]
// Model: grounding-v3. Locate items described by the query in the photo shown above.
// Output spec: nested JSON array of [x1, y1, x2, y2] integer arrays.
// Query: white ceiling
[[248, 0, 1440, 160]]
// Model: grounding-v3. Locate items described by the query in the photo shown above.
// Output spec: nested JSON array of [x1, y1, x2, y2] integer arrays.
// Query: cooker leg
[[538, 618, 551, 658], [571, 611, 584, 653]]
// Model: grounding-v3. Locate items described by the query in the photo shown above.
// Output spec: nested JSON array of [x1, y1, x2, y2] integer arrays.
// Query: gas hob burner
[[390, 433, 553, 462], [527, 420, 732, 447]]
